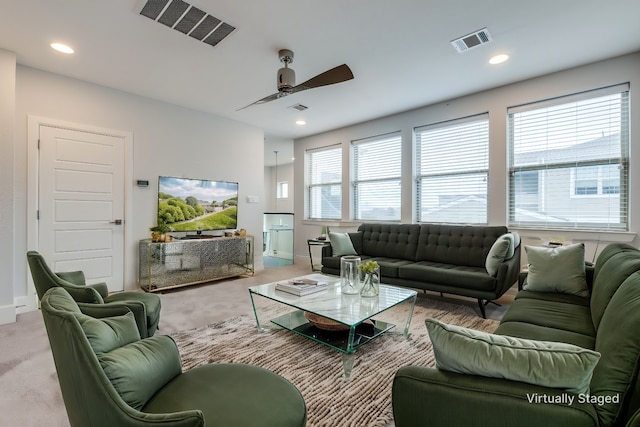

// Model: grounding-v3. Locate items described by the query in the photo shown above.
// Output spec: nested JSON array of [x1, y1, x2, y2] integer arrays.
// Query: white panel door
[[38, 125, 125, 292]]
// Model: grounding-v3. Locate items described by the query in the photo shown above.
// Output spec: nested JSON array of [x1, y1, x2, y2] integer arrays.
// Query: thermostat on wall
[[136, 180, 149, 187]]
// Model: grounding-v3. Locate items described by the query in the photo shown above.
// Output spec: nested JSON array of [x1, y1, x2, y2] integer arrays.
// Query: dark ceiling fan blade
[[291, 64, 354, 93], [238, 63, 354, 110]]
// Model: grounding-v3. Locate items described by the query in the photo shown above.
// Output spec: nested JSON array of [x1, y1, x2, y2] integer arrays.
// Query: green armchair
[[40, 287, 307, 427], [27, 250, 161, 338]]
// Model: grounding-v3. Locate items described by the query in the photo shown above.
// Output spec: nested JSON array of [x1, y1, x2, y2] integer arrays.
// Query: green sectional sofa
[[321, 223, 521, 317], [392, 243, 640, 427]]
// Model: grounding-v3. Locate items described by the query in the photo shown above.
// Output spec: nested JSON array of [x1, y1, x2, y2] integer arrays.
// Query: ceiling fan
[[238, 49, 354, 110]]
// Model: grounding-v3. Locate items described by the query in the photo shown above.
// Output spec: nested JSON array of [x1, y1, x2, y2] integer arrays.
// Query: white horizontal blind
[[352, 132, 402, 221], [415, 114, 489, 224], [508, 84, 629, 230], [305, 144, 342, 220]]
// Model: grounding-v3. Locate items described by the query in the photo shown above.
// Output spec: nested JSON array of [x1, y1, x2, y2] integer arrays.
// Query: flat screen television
[[157, 176, 238, 233]]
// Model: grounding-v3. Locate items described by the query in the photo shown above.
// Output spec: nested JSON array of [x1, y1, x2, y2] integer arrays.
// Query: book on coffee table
[[275, 279, 328, 296]]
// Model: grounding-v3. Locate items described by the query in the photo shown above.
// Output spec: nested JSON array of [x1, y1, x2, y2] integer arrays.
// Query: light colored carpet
[[172, 297, 500, 427]]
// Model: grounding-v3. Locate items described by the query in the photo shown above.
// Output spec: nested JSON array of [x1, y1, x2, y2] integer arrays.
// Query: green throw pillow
[[75, 311, 141, 355], [329, 231, 357, 257], [99, 336, 182, 411], [524, 243, 589, 297], [485, 234, 511, 276], [426, 318, 600, 394]]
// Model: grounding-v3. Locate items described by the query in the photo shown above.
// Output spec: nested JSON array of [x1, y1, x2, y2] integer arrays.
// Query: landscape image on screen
[[157, 176, 238, 232]]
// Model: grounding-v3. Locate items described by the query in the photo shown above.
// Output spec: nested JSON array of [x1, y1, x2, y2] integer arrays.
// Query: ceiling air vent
[[140, 0, 236, 47], [288, 103, 308, 112], [451, 28, 492, 53]]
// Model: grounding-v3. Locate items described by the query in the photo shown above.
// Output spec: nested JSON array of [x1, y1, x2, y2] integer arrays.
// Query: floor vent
[[140, 0, 235, 47], [451, 28, 492, 53]]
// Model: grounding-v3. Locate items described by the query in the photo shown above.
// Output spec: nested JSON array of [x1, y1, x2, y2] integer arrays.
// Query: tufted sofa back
[[358, 223, 421, 260], [415, 224, 507, 268]]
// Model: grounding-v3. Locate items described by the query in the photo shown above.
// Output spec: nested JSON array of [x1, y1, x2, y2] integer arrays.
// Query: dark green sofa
[[321, 223, 521, 317], [392, 243, 640, 427]]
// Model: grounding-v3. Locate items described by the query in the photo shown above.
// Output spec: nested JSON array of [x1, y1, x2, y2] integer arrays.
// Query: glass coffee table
[[248, 273, 417, 379]]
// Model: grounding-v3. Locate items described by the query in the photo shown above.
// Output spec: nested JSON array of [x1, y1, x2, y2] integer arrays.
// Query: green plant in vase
[[359, 260, 380, 297]]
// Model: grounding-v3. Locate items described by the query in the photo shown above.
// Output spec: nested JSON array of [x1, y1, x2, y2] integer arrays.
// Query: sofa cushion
[[98, 335, 182, 411], [590, 272, 640, 427], [75, 311, 141, 354], [369, 257, 414, 278], [359, 223, 421, 260], [400, 262, 497, 292], [485, 234, 512, 276], [524, 243, 589, 297], [514, 289, 591, 307], [426, 318, 601, 394], [499, 296, 595, 338], [329, 231, 357, 257], [415, 224, 507, 268]]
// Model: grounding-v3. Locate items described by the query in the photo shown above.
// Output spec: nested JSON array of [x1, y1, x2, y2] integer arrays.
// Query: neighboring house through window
[[508, 84, 629, 230]]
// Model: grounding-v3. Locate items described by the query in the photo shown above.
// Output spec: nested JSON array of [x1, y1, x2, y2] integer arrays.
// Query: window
[[305, 145, 342, 219], [277, 181, 289, 199], [508, 84, 629, 230], [415, 114, 489, 224], [352, 132, 402, 221]]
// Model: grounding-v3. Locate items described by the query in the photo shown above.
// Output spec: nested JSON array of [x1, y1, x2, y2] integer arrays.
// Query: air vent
[[140, 0, 235, 47], [288, 103, 308, 112], [451, 28, 492, 53]]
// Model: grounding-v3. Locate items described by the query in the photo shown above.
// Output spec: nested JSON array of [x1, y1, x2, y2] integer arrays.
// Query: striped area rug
[[172, 297, 499, 427]]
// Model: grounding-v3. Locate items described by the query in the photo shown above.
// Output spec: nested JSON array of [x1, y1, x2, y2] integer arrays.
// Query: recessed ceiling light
[[489, 54, 509, 65], [296, 120, 306, 126], [50, 43, 74, 54]]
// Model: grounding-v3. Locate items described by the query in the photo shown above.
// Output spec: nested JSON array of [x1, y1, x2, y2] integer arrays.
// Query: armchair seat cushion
[[144, 363, 307, 427]]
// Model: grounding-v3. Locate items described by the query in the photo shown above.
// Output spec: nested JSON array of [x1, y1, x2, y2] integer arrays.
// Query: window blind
[[415, 114, 489, 224], [352, 132, 402, 221], [507, 84, 629, 231], [305, 144, 342, 220]]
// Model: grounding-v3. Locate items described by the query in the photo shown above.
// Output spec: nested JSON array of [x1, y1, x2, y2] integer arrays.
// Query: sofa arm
[[495, 244, 522, 296], [392, 366, 598, 427]]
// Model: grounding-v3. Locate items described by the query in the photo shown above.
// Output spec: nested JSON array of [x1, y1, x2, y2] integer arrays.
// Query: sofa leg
[[477, 299, 487, 318]]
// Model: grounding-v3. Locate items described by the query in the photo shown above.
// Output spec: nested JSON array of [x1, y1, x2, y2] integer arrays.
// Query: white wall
[[0, 50, 16, 323], [293, 52, 640, 263], [7, 65, 265, 318]]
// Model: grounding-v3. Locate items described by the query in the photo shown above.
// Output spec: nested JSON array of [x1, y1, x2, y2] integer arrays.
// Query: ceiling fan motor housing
[[277, 67, 295, 92]]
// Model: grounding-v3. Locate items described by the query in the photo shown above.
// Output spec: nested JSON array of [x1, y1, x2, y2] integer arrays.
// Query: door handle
[[110, 219, 123, 225]]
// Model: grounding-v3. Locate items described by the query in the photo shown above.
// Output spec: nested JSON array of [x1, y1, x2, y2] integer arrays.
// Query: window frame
[[351, 131, 402, 221], [305, 144, 342, 220], [507, 84, 630, 231], [414, 113, 490, 225]]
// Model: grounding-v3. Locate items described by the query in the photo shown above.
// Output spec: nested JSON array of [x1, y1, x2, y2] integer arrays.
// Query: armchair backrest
[[27, 251, 102, 303], [40, 287, 203, 427]]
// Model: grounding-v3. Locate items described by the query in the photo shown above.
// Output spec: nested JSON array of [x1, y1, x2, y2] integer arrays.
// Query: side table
[[307, 239, 330, 271]]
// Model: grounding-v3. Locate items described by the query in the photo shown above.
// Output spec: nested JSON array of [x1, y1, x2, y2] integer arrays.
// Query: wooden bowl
[[303, 312, 350, 331]]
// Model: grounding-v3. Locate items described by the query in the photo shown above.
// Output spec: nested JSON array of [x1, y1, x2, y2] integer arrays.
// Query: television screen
[[157, 176, 238, 232]]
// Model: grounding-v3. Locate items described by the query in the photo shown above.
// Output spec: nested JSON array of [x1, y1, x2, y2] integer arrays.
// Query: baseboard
[[15, 294, 38, 314], [0, 303, 16, 325]]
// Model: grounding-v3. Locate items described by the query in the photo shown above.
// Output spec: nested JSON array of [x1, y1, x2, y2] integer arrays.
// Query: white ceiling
[[2, 0, 640, 167]]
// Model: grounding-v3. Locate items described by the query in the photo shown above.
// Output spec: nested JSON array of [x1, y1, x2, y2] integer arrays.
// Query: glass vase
[[340, 255, 361, 294], [360, 267, 380, 298]]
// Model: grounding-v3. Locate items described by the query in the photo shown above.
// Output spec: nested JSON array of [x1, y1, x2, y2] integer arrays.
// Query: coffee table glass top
[[248, 273, 416, 327]]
